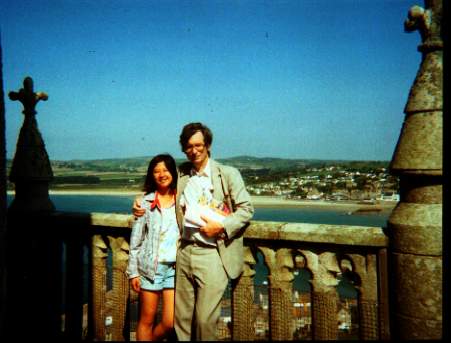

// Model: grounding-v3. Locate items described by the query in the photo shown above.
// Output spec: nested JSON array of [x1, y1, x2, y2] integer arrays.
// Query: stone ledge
[[48, 212, 387, 247], [246, 221, 388, 247]]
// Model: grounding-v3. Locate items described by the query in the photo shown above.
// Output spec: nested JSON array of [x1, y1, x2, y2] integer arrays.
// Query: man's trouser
[[174, 241, 229, 341]]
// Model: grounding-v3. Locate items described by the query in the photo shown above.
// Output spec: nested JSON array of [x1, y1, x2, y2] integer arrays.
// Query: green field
[[6, 155, 392, 192]]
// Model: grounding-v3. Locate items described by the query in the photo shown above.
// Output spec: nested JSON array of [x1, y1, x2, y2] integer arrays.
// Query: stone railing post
[[344, 253, 379, 340], [388, 0, 442, 339], [91, 235, 108, 340], [303, 250, 340, 340], [108, 236, 130, 341], [232, 246, 256, 341], [5, 77, 61, 340], [260, 247, 294, 340]]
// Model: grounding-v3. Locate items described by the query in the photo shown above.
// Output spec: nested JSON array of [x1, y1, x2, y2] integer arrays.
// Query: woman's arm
[[126, 212, 146, 279]]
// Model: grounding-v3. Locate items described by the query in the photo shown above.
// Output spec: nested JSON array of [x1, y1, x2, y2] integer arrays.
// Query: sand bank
[[250, 196, 396, 211]]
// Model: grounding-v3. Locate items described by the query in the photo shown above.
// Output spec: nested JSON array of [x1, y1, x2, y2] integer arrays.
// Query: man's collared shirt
[[180, 158, 217, 246]]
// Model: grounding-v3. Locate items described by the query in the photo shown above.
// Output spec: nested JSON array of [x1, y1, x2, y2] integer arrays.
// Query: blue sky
[[1, 0, 421, 161]]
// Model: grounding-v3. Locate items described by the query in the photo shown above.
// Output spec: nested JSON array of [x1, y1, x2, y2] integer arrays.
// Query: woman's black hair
[[143, 154, 178, 194]]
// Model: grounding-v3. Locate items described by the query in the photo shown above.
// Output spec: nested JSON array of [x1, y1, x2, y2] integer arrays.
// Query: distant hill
[[215, 156, 366, 170], [6, 155, 392, 191], [6, 155, 390, 173]]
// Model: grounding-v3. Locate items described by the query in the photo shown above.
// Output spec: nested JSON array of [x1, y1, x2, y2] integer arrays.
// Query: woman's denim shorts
[[140, 262, 175, 291]]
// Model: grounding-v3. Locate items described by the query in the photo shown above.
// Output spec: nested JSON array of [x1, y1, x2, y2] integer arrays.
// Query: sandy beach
[[250, 195, 396, 211], [7, 190, 397, 212]]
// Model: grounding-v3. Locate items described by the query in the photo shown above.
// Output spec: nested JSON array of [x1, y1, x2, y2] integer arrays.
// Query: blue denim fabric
[[140, 262, 176, 291], [126, 193, 178, 281]]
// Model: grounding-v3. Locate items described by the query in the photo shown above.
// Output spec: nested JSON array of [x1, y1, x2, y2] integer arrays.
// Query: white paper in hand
[[184, 204, 226, 228]]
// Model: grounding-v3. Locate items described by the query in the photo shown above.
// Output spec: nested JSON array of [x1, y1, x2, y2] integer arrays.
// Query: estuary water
[[7, 194, 390, 227]]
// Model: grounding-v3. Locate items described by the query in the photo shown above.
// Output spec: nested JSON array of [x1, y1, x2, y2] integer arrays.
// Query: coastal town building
[[246, 165, 399, 202], [213, 279, 360, 341]]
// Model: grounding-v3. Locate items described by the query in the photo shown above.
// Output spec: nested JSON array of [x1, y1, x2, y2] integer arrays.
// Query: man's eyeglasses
[[184, 143, 205, 153]]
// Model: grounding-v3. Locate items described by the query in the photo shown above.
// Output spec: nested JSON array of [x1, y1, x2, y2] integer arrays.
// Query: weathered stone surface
[[90, 212, 135, 228], [46, 212, 393, 339], [242, 246, 256, 277], [301, 250, 339, 292], [245, 221, 285, 240], [107, 236, 129, 341], [345, 254, 377, 301], [232, 273, 255, 341], [8, 77, 54, 213], [10, 182, 55, 212], [390, 111, 442, 171], [402, 181, 441, 203], [91, 235, 108, 340], [388, 203, 442, 255], [260, 247, 294, 283], [404, 52, 443, 113], [312, 290, 338, 340], [108, 236, 130, 263], [259, 247, 294, 340], [392, 252, 442, 320], [389, 3, 443, 335], [256, 222, 388, 247], [52, 213, 389, 248], [394, 313, 442, 340], [359, 300, 379, 340], [9, 121, 54, 180], [8, 77, 53, 182], [283, 223, 388, 246]]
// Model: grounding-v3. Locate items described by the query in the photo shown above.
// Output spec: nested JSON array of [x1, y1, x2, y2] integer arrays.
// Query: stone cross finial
[[404, 2, 442, 52], [8, 76, 54, 213], [8, 76, 48, 116]]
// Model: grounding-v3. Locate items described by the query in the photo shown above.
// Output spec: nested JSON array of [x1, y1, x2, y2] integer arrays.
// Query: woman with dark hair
[[126, 154, 179, 341]]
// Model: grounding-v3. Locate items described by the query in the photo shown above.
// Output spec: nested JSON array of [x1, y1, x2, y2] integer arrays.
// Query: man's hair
[[179, 122, 213, 152], [143, 154, 178, 194]]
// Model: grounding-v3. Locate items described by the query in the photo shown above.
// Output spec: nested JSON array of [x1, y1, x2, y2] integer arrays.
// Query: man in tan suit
[[133, 122, 254, 340]]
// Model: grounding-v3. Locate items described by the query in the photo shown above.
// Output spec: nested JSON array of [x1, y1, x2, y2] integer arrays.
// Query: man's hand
[[130, 277, 141, 293], [199, 215, 225, 238], [132, 195, 145, 217]]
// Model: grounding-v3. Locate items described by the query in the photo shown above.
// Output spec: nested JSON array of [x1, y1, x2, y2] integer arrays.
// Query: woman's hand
[[130, 277, 141, 292]]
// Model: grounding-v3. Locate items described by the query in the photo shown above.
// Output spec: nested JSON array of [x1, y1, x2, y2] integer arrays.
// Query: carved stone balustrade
[[40, 212, 390, 341]]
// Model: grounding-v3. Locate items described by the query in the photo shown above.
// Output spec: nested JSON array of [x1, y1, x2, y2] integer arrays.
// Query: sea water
[[7, 194, 390, 227]]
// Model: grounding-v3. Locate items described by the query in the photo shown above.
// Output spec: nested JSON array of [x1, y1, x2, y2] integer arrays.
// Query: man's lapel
[[210, 159, 224, 200]]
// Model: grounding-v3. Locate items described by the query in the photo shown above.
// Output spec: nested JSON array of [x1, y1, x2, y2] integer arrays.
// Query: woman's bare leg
[[136, 291, 160, 341], [152, 288, 175, 340]]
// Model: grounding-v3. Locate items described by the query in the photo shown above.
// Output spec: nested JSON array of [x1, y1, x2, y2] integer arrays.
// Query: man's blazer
[[175, 158, 254, 279]]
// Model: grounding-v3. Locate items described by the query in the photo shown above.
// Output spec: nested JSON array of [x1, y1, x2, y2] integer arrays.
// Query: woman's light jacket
[[126, 192, 176, 280]]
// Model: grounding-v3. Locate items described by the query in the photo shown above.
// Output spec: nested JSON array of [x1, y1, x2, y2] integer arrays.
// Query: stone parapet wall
[[47, 211, 389, 341]]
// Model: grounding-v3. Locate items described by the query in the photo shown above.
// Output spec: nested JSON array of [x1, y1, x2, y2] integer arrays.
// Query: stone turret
[[388, 0, 442, 339], [8, 76, 54, 212]]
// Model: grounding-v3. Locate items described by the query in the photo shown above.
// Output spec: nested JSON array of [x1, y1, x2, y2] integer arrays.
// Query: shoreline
[[249, 196, 396, 212], [7, 190, 397, 211]]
